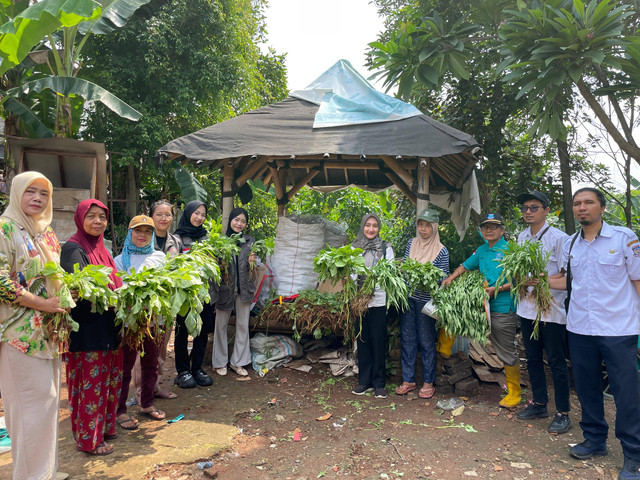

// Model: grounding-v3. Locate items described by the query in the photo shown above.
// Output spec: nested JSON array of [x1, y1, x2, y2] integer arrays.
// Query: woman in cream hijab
[[0, 172, 66, 480], [395, 208, 449, 399]]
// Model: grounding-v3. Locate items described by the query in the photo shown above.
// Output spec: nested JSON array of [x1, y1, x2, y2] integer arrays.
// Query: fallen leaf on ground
[[451, 405, 465, 417], [489, 412, 499, 416], [494, 465, 503, 471], [316, 412, 333, 421], [236, 376, 251, 382], [511, 462, 532, 469]]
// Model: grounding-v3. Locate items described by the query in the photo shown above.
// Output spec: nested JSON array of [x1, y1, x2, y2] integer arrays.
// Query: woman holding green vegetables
[[0, 171, 67, 479], [173, 200, 215, 388], [61, 199, 123, 455], [396, 208, 449, 399], [114, 216, 167, 425], [212, 207, 256, 377], [351, 213, 394, 399]]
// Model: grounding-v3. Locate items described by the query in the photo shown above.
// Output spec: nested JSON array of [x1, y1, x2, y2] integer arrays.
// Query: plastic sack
[[421, 299, 438, 318], [250, 333, 304, 374]]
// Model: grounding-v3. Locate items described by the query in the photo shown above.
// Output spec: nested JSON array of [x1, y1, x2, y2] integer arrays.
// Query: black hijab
[[225, 207, 249, 238], [174, 200, 208, 240]]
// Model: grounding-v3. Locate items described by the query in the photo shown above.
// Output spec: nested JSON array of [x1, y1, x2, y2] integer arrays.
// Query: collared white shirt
[[516, 222, 568, 324], [563, 221, 640, 336]]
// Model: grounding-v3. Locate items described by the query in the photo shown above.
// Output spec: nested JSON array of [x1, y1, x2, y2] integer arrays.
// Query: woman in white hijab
[[0, 172, 66, 480], [395, 208, 449, 399]]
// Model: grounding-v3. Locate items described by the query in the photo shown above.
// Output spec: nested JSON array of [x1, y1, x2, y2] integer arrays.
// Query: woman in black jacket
[[212, 207, 256, 377]]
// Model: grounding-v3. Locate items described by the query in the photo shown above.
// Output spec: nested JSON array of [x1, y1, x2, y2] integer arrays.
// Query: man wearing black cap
[[443, 212, 520, 407], [515, 191, 571, 434]]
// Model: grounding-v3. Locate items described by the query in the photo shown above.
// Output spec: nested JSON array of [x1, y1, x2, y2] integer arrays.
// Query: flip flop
[[104, 432, 118, 440], [155, 390, 178, 399], [116, 414, 139, 430], [419, 385, 436, 399], [139, 408, 166, 421], [84, 442, 113, 456], [395, 383, 416, 395]]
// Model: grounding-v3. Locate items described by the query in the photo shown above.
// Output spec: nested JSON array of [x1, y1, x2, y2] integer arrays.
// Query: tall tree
[[80, 0, 287, 223]]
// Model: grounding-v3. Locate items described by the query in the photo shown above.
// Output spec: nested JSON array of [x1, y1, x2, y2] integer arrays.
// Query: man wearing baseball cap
[[442, 212, 520, 408], [514, 191, 571, 434]]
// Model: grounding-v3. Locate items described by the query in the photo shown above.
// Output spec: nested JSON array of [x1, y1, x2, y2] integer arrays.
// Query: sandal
[[395, 382, 416, 395], [139, 408, 166, 421], [419, 385, 436, 399], [155, 390, 177, 399], [104, 432, 118, 440], [116, 414, 139, 430], [85, 441, 113, 456]]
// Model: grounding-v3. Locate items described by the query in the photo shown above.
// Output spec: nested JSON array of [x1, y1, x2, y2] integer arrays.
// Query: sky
[[261, 0, 385, 91]]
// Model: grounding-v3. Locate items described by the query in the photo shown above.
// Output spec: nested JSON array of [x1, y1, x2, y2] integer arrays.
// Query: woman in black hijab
[[172, 201, 215, 388]]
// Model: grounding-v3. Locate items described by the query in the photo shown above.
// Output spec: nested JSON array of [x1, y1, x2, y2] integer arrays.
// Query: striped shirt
[[403, 239, 450, 303]]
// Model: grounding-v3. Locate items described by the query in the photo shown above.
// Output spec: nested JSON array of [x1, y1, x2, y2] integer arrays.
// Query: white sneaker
[[230, 365, 248, 376], [216, 367, 228, 376]]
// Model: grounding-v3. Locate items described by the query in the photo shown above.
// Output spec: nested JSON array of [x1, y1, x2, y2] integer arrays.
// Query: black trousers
[[520, 316, 570, 412], [174, 302, 215, 374], [569, 332, 640, 460], [357, 306, 387, 388]]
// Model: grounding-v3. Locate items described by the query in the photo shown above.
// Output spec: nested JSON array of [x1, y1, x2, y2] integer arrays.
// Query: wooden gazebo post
[[221, 161, 235, 232], [416, 157, 430, 217]]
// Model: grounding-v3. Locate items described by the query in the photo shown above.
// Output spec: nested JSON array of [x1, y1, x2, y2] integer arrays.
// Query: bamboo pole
[[416, 158, 430, 219], [381, 155, 415, 190], [221, 162, 235, 232], [383, 170, 416, 205], [287, 169, 321, 201]]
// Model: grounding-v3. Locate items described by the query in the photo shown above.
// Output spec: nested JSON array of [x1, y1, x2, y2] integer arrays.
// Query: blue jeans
[[569, 332, 640, 459], [400, 298, 437, 384], [520, 317, 570, 412]]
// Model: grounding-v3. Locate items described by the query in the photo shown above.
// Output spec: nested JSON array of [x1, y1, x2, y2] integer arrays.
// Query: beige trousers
[[213, 296, 252, 369], [0, 342, 61, 480]]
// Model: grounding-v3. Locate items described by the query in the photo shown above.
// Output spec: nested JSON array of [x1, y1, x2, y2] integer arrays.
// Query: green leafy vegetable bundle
[[433, 271, 490, 345], [115, 262, 214, 349], [313, 245, 367, 303], [362, 259, 409, 312], [41, 261, 118, 353], [401, 258, 446, 297], [495, 239, 553, 339], [251, 238, 275, 261]]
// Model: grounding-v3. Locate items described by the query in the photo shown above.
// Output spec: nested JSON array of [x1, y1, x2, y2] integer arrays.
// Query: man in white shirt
[[550, 187, 640, 480], [514, 191, 571, 434]]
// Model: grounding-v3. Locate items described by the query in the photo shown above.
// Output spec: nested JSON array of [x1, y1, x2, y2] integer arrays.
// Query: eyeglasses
[[520, 205, 542, 213], [153, 213, 173, 219], [480, 224, 502, 231]]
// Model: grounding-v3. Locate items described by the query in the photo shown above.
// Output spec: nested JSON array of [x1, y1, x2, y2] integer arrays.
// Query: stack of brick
[[435, 351, 479, 396]]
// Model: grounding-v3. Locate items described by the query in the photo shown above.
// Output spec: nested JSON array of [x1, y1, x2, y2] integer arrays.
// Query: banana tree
[[0, 0, 150, 137]]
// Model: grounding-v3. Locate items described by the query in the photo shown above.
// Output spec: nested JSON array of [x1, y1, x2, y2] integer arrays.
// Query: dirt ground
[[0, 335, 629, 480]]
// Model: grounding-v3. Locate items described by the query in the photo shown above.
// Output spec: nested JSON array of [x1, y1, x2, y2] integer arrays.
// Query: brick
[[444, 358, 473, 375], [455, 377, 479, 396], [447, 368, 472, 385], [442, 351, 469, 368], [435, 375, 450, 386], [437, 384, 454, 394]]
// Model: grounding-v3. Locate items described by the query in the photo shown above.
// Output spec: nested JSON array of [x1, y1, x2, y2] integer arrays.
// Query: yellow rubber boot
[[499, 364, 522, 408], [436, 330, 456, 358]]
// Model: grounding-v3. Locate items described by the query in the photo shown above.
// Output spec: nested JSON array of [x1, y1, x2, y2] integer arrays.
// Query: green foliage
[[251, 238, 275, 261], [80, 0, 288, 211], [495, 239, 553, 338], [433, 270, 489, 344], [362, 258, 409, 311], [314, 245, 367, 283], [41, 260, 119, 353], [401, 257, 445, 297]]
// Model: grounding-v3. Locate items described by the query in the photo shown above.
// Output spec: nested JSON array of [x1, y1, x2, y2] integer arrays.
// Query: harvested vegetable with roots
[[401, 258, 445, 297], [41, 262, 118, 353], [361, 258, 409, 312], [495, 239, 553, 339], [251, 238, 275, 261], [433, 271, 490, 345]]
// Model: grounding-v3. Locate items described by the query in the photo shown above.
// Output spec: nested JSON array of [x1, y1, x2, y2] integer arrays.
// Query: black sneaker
[[569, 439, 608, 460], [192, 369, 213, 387], [548, 412, 572, 434], [352, 385, 374, 395], [174, 371, 196, 389], [516, 402, 549, 420], [374, 388, 388, 399]]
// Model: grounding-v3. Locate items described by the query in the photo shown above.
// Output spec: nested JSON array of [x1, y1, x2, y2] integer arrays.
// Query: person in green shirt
[[442, 213, 520, 408]]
